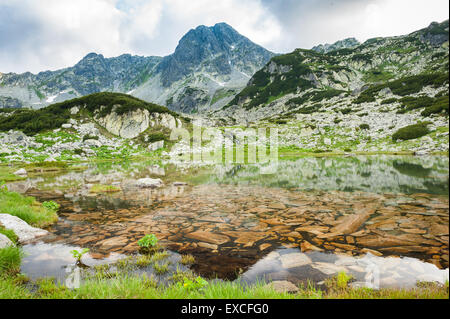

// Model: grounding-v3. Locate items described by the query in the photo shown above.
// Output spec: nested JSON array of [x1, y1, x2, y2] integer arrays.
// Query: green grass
[[153, 262, 170, 275], [0, 246, 23, 274], [89, 184, 121, 193], [0, 271, 447, 299], [180, 254, 195, 265], [0, 167, 25, 182], [355, 72, 449, 104], [0, 190, 58, 228], [0, 226, 18, 243]]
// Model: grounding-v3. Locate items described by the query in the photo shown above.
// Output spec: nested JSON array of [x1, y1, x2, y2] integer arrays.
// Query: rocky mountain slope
[[0, 23, 274, 114], [0, 92, 185, 163], [208, 20, 449, 154]]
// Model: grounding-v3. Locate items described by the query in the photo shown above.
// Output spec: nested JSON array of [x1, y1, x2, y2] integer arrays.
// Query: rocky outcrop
[[96, 106, 181, 139], [0, 214, 48, 244]]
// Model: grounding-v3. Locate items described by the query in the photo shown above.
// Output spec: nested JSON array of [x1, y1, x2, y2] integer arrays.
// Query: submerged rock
[[0, 214, 48, 244], [280, 252, 312, 269]]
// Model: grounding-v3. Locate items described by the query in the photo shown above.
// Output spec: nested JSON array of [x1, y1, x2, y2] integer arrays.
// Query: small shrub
[[42, 201, 60, 211], [70, 248, 90, 264], [340, 107, 353, 114], [153, 262, 170, 275], [136, 255, 152, 268], [359, 124, 370, 130], [146, 132, 166, 143], [336, 271, 353, 289], [180, 254, 195, 265], [381, 98, 397, 105], [392, 123, 430, 141], [138, 234, 159, 254], [176, 276, 209, 292]]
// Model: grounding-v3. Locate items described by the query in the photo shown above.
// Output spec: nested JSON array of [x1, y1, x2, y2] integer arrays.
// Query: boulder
[[330, 205, 377, 234], [185, 231, 230, 245], [0, 214, 48, 243], [149, 140, 164, 152], [280, 252, 312, 269], [70, 106, 79, 115], [84, 139, 102, 148], [1, 131, 30, 146], [13, 168, 27, 176], [135, 178, 164, 188]]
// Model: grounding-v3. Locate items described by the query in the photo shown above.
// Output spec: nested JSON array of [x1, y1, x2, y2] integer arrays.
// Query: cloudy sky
[[0, 0, 448, 73]]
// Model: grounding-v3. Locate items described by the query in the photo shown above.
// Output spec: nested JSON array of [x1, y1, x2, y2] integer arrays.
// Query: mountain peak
[[82, 52, 104, 60], [157, 23, 273, 87]]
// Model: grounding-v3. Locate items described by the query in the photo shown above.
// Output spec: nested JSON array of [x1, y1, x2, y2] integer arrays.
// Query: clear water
[[7, 155, 448, 287]]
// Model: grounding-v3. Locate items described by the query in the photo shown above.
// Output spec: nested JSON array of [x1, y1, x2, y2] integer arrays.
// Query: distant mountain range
[[0, 23, 274, 113], [217, 20, 449, 122]]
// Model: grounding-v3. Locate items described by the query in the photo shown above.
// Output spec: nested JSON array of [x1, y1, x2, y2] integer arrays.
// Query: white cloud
[[0, 0, 448, 73], [162, 0, 282, 48]]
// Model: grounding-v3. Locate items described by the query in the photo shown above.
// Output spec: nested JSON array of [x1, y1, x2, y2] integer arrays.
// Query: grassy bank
[[0, 270, 448, 299], [0, 189, 58, 228]]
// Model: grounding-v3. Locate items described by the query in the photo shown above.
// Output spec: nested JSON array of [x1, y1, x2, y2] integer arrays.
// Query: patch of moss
[[89, 184, 121, 193]]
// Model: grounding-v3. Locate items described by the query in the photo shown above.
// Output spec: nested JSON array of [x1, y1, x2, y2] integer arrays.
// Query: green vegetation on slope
[[355, 72, 449, 104], [0, 92, 177, 135], [392, 123, 431, 141], [227, 50, 328, 109]]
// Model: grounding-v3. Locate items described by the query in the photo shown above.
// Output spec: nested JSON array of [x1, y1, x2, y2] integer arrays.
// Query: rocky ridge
[[0, 23, 274, 114]]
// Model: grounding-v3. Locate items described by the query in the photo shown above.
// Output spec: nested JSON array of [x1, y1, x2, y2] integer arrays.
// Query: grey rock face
[[96, 108, 181, 139], [0, 214, 49, 244]]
